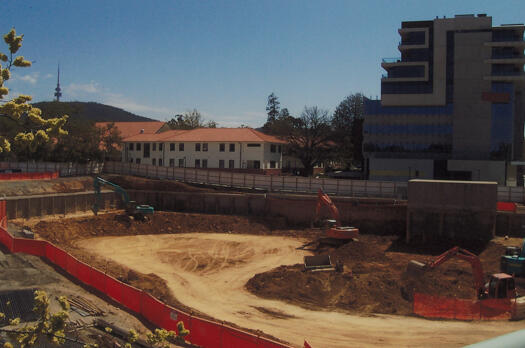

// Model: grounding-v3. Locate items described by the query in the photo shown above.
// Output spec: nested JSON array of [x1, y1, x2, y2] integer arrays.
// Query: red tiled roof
[[95, 121, 165, 139], [123, 128, 287, 143]]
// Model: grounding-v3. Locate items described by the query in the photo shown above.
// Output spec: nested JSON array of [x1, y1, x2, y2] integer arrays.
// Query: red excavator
[[315, 189, 359, 242], [408, 246, 516, 300]]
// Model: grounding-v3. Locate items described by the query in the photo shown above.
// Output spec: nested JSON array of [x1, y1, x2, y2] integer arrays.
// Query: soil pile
[[0, 176, 93, 196], [246, 236, 525, 315]]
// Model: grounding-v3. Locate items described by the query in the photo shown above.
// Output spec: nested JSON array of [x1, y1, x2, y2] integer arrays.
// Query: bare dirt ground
[[21, 211, 525, 348]]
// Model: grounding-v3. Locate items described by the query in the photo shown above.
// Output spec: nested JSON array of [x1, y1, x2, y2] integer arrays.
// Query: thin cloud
[[15, 72, 39, 85], [102, 93, 172, 118], [67, 81, 100, 95]]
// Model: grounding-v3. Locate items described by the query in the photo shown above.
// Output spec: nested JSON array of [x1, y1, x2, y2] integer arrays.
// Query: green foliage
[[167, 109, 217, 129], [5, 290, 69, 347], [0, 29, 68, 155], [265, 92, 280, 122], [331, 93, 364, 170]]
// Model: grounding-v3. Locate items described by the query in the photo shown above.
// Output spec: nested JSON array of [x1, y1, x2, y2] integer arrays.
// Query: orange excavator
[[314, 189, 359, 243], [408, 246, 516, 300]]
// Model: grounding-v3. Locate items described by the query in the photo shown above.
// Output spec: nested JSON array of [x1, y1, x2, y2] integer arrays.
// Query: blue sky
[[1, 1, 524, 127]]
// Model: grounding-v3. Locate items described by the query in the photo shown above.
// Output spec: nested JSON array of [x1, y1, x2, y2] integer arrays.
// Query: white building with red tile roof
[[122, 128, 286, 171]]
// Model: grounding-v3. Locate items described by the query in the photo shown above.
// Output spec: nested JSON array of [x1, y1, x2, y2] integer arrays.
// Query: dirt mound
[[32, 212, 275, 246], [103, 175, 215, 192], [246, 236, 525, 316]]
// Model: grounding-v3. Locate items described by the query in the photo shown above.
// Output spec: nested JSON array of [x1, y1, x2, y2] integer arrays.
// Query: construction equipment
[[501, 239, 525, 276], [92, 177, 154, 220], [408, 246, 517, 300], [315, 189, 359, 241]]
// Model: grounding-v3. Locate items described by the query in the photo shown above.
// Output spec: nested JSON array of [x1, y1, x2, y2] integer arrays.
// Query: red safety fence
[[0, 200, 294, 348], [413, 292, 513, 320], [0, 171, 59, 181], [497, 201, 517, 212]]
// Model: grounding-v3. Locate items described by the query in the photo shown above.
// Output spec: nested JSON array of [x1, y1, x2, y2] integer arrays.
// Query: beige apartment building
[[364, 14, 525, 185]]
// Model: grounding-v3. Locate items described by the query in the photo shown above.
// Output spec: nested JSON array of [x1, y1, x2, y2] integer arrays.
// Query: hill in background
[[33, 101, 156, 122]]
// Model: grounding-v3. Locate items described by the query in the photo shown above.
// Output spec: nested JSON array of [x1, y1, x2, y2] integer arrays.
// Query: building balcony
[[485, 57, 525, 64], [381, 61, 428, 82], [484, 39, 525, 48], [484, 71, 525, 81]]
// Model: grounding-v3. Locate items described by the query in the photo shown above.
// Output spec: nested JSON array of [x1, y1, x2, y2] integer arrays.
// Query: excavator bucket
[[304, 255, 335, 272], [407, 260, 427, 275]]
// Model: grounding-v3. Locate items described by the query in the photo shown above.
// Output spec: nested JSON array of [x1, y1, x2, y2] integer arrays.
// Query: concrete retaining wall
[[4, 191, 119, 219], [128, 190, 407, 235]]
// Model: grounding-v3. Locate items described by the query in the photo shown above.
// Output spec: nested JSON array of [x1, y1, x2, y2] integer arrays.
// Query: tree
[[50, 119, 104, 163], [286, 106, 333, 176], [100, 122, 123, 161], [331, 93, 364, 170], [0, 28, 68, 156], [166, 109, 217, 129], [265, 93, 280, 123]]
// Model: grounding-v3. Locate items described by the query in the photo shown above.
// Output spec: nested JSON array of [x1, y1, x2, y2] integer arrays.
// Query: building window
[[129, 143, 134, 151], [137, 143, 141, 151], [153, 143, 157, 151], [278, 145, 282, 153], [270, 144, 276, 152], [179, 143, 184, 151], [178, 159, 184, 167], [159, 143, 163, 151], [248, 143, 261, 147], [219, 143, 225, 152], [247, 160, 260, 169], [170, 143, 175, 151], [152, 158, 156, 165], [136, 158, 141, 164], [195, 143, 201, 152], [202, 159, 208, 168], [270, 161, 276, 169], [219, 160, 225, 168], [158, 158, 163, 166], [203, 143, 208, 152], [228, 160, 234, 169], [143, 143, 150, 158], [195, 159, 200, 168], [229, 143, 235, 152], [169, 159, 175, 167]]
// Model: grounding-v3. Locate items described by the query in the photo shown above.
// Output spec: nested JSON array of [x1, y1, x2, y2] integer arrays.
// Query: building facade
[[364, 14, 525, 185], [121, 128, 285, 172]]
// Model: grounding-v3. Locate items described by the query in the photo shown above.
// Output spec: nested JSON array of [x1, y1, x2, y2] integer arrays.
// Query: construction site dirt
[[14, 210, 525, 348]]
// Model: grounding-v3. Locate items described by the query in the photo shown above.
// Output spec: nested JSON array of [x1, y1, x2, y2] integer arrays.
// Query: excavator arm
[[426, 246, 486, 298], [316, 189, 341, 227], [92, 177, 131, 215]]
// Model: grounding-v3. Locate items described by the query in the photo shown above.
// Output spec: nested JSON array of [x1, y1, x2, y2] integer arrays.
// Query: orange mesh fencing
[[414, 292, 512, 320]]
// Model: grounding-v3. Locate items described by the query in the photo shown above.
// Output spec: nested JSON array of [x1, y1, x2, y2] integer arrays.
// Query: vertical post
[[379, 181, 383, 197], [230, 171, 233, 187], [336, 179, 339, 195], [309, 177, 312, 192], [184, 167, 186, 181], [243, 173, 246, 187], [270, 175, 273, 192], [364, 180, 368, 197], [207, 170, 210, 184], [218, 171, 221, 185], [146, 164, 149, 178], [252, 175, 255, 189], [156, 164, 159, 178], [350, 180, 354, 197], [172, 166, 175, 180], [295, 177, 298, 192], [282, 175, 285, 191]]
